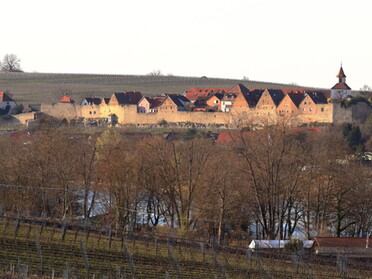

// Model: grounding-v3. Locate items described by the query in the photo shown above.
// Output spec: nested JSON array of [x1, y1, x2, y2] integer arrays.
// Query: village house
[[231, 88, 263, 112], [158, 94, 191, 112], [0, 92, 17, 115], [221, 93, 238, 112], [298, 92, 328, 115], [313, 237, 372, 258], [205, 93, 224, 111], [108, 91, 143, 106], [254, 89, 284, 118], [277, 92, 304, 116], [80, 97, 102, 106], [138, 96, 165, 113]]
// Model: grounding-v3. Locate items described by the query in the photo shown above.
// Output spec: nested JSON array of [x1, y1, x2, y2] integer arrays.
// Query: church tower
[[331, 65, 351, 99]]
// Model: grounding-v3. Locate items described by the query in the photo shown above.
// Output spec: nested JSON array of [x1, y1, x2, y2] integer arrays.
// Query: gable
[[139, 97, 150, 107], [160, 96, 177, 107], [257, 90, 275, 107], [278, 94, 296, 109]]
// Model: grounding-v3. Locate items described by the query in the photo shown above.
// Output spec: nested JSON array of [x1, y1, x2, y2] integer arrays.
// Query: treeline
[[0, 123, 371, 243]]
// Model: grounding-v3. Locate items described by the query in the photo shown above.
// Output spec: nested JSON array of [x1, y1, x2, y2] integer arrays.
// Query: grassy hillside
[[0, 218, 371, 278], [0, 72, 305, 108]]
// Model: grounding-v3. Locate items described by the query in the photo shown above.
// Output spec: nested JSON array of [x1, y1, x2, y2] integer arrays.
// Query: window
[[304, 102, 307, 105], [303, 108, 306, 111], [284, 104, 289, 107], [310, 108, 313, 111], [321, 108, 324, 112]]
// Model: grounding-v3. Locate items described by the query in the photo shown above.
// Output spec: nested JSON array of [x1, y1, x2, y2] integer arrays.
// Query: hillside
[[0, 72, 306, 108]]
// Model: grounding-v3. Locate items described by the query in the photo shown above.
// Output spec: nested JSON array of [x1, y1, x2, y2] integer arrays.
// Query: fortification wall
[[331, 103, 353, 124], [41, 103, 81, 119], [351, 102, 372, 123], [40, 101, 371, 127], [123, 106, 231, 126], [12, 112, 37, 124]]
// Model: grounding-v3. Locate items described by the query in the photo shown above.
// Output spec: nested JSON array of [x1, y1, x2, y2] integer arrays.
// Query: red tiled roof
[[332, 83, 351, 90], [314, 237, 369, 248], [216, 131, 253, 145], [185, 88, 229, 101], [59, 95, 75, 103], [337, 66, 346, 78], [0, 92, 14, 102], [228, 84, 250, 94], [147, 96, 165, 109]]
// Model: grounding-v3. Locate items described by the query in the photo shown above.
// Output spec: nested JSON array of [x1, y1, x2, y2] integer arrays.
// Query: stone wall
[[40, 101, 371, 127], [41, 103, 82, 119], [12, 112, 37, 125]]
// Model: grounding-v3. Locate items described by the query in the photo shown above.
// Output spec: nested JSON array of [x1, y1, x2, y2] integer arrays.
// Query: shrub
[[284, 240, 303, 252], [158, 119, 168, 127]]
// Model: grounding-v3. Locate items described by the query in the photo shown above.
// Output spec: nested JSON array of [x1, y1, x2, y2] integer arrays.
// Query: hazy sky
[[2, 0, 372, 89]]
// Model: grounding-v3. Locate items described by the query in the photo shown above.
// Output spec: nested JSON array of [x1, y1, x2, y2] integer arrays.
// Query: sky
[[2, 0, 372, 89]]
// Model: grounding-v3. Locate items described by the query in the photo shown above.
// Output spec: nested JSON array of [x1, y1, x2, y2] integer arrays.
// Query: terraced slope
[[0, 72, 306, 107], [0, 219, 371, 278]]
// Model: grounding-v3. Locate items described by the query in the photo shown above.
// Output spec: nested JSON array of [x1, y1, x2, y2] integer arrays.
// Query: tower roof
[[336, 66, 346, 78]]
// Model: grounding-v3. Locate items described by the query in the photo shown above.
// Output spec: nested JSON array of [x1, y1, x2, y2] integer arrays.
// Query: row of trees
[[0, 123, 371, 242]]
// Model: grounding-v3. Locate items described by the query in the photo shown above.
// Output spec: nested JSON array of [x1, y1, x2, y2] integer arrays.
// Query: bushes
[[284, 240, 303, 252], [158, 119, 168, 127]]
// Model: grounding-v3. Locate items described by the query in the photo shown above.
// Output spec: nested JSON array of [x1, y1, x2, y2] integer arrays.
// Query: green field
[[0, 218, 371, 278], [0, 72, 306, 108]]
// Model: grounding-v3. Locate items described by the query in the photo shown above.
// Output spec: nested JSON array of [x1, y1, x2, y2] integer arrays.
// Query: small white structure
[[249, 240, 290, 249], [248, 240, 314, 250]]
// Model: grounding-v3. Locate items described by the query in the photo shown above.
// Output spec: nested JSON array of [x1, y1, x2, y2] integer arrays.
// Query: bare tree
[[0, 54, 23, 72], [147, 70, 162, 76], [238, 123, 307, 240]]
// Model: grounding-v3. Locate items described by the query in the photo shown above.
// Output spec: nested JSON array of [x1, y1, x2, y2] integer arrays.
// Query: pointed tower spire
[[336, 65, 346, 83]]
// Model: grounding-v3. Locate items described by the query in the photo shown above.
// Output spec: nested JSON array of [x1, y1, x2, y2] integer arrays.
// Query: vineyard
[[0, 217, 371, 278], [0, 72, 306, 108]]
